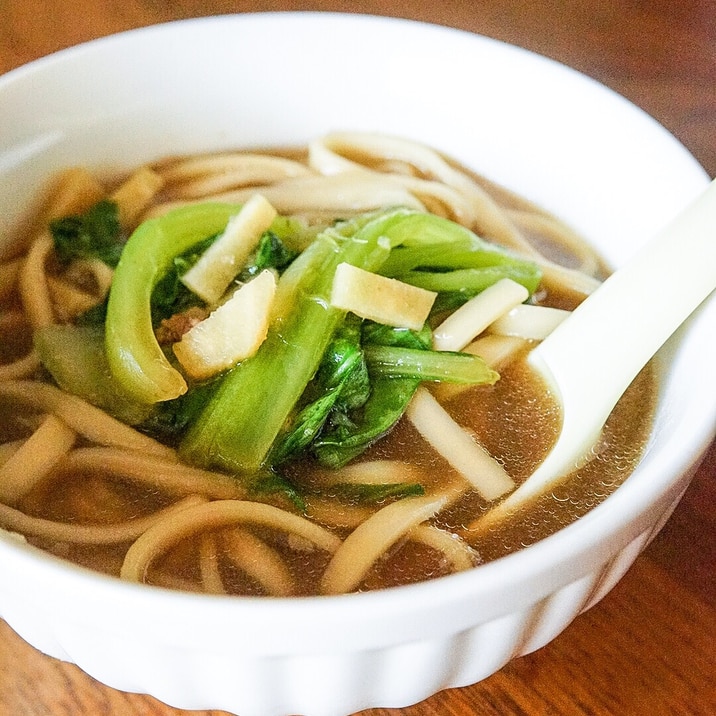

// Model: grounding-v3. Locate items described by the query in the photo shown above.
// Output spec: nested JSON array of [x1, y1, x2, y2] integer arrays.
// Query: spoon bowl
[[477, 178, 716, 531]]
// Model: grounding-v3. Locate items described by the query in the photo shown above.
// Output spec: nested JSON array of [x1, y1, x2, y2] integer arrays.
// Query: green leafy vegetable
[[398, 265, 541, 295], [247, 470, 307, 513], [50, 200, 124, 267], [96, 202, 541, 479], [240, 231, 299, 280], [179, 209, 414, 474], [311, 321, 432, 469], [138, 379, 219, 446], [105, 202, 245, 403], [268, 318, 370, 466], [151, 235, 215, 325], [377, 213, 542, 305], [34, 324, 154, 425], [104, 203, 325, 405], [363, 345, 499, 384]]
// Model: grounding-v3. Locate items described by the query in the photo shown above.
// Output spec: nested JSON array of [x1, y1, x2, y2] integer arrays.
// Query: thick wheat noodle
[[0, 495, 204, 545], [18, 232, 55, 329], [409, 524, 477, 572], [310, 460, 427, 487], [388, 174, 481, 225], [58, 447, 246, 500], [538, 260, 601, 298], [310, 132, 534, 252], [0, 440, 22, 465], [199, 533, 226, 595], [307, 140, 477, 223], [141, 176, 424, 224], [120, 500, 342, 583], [489, 303, 570, 340], [110, 166, 165, 228], [5, 166, 107, 322], [159, 155, 313, 199], [222, 528, 294, 597], [304, 496, 378, 530], [149, 572, 206, 593], [47, 276, 101, 320], [320, 493, 449, 595], [0, 414, 76, 506], [183, 172, 424, 216], [0, 168, 103, 264], [466, 334, 529, 367], [0, 381, 174, 459], [0, 315, 40, 380], [306, 478, 469, 531], [0, 310, 31, 346], [406, 387, 514, 501], [66, 257, 115, 297], [42, 166, 105, 222], [159, 153, 312, 182]]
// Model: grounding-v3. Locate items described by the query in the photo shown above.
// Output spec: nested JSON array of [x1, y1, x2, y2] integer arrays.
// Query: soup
[[0, 132, 655, 596]]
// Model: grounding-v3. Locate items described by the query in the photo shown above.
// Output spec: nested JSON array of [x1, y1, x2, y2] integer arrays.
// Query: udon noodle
[[0, 132, 655, 596]]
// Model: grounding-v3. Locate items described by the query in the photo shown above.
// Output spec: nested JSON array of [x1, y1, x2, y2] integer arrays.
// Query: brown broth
[[9, 354, 654, 595], [0, 149, 657, 595]]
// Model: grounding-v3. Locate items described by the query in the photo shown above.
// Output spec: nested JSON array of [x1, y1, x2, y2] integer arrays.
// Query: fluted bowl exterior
[[0, 13, 713, 716]]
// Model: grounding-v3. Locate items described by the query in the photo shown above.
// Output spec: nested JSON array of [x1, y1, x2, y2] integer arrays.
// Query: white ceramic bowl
[[0, 13, 714, 716]]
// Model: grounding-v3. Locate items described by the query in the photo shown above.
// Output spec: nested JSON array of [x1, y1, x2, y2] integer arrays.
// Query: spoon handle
[[476, 178, 716, 531]]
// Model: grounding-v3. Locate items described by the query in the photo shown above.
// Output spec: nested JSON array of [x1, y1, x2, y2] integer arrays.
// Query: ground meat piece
[[155, 306, 209, 344]]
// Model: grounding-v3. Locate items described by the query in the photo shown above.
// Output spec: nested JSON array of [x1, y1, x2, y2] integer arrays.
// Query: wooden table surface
[[1, 1, 714, 714]]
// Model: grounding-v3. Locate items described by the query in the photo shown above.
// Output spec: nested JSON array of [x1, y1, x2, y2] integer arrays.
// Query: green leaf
[[312, 373, 420, 469], [50, 200, 124, 267], [269, 387, 343, 466], [361, 321, 432, 350], [399, 264, 542, 296], [105, 202, 244, 403], [364, 345, 499, 384], [139, 378, 219, 446], [150, 235, 216, 325], [240, 231, 299, 279], [248, 470, 307, 513]]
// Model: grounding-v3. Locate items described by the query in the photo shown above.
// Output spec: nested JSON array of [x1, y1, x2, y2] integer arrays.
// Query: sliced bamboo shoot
[[180, 193, 277, 304], [173, 269, 276, 380], [330, 262, 436, 330]]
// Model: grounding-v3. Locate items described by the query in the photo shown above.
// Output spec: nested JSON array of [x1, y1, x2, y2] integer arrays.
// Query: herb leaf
[[50, 200, 124, 267]]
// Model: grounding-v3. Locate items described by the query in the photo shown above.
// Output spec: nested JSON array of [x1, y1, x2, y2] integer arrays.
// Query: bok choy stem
[[105, 203, 242, 403]]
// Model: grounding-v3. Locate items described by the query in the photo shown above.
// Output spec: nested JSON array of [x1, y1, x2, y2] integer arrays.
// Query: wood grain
[[0, 2, 714, 715]]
